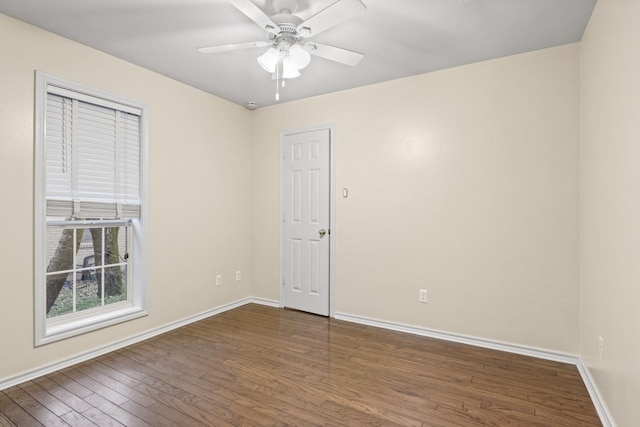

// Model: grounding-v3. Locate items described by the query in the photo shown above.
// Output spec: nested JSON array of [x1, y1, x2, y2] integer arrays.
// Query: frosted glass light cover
[[282, 55, 301, 78], [289, 44, 311, 70], [257, 47, 279, 73]]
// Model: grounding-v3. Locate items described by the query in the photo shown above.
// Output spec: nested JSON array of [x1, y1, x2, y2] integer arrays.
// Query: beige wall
[[252, 44, 580, 353], [10, 9, 635, 423], [580, 0, 640, 425], [0, 14, 253, 380]]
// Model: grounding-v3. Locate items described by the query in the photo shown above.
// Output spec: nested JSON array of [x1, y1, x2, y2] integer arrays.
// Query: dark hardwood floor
[[0, 304, 601, 426]]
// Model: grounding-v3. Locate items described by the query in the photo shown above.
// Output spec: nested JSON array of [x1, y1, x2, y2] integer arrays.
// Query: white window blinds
[[45, 85, 141, 219]]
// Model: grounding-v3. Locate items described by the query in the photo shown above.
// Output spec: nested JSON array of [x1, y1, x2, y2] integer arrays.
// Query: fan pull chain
[[275, 60, 280, 101]]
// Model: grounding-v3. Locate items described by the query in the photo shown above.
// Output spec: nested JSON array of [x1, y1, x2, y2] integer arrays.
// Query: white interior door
[[282, 128, 331, 316]]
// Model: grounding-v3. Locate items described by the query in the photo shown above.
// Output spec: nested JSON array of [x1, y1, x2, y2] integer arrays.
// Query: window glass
[[46, 224, 130, 319]]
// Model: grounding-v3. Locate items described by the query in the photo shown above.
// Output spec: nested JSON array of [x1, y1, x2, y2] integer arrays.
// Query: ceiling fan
[[197, 0, 367, 100]]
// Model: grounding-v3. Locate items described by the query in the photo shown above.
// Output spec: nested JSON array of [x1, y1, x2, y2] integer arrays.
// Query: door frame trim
[[279, 123, 336, 317]]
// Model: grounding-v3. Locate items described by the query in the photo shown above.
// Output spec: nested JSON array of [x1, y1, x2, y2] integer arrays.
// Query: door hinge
[[282, 151, 286, 160], [282, 213, 286, 223]]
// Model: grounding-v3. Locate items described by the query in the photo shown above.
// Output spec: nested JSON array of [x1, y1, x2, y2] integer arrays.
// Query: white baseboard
[[335, 311, 615, 427], [248, 297, 280, 308], [335, 312, 578, 364], [576, 357, 617, 427]]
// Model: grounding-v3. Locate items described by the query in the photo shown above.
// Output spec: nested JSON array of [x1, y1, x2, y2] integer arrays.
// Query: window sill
[[37, 304, 148, 346]]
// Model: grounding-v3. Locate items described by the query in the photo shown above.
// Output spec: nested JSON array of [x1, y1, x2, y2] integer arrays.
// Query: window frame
[[34, 71, 149, 346]]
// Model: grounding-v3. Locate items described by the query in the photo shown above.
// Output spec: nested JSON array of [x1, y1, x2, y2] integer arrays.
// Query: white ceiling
[[0, 0, 596, 109]]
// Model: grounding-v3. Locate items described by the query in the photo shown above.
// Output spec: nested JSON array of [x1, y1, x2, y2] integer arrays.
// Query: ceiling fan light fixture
[[257, 47, 279, 73], [198, 0, 367, 105], [282, 55, 301, 78], [289, 43, 311, 70]]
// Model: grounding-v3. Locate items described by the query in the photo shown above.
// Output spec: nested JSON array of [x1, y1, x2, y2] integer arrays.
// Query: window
[[34, 72, 149, 346]]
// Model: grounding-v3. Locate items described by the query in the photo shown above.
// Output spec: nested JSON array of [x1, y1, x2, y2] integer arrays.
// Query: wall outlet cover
[[419, 289, 428, 303]]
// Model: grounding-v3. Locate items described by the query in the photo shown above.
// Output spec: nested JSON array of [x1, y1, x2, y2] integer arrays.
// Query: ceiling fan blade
[[305, 42, 364, 66], [229, 0, 278, 32], [297, 0, 366, 37], [197, 41, 271, 54]]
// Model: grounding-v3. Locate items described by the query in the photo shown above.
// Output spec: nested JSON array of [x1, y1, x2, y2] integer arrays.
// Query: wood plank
[[3, 386, 67, 427], [141, 402, 208, 427], [59, 410, 99, 427], [46, 372, 93, 399], [33, 376, 93, 414], [73, 364, 155, 408], [81, 407, 125, 427], [0, 392, 42, 426], [83, 394, 151, 427], [117, 400, 175, 427], [0, 411, 16, 427], [18, 380, 72, 417], [58, 369, 128, 406], [84, 360, 141, 389]]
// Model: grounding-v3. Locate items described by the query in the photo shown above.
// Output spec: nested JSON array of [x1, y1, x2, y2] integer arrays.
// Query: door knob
[[319, 229, 327, 237]]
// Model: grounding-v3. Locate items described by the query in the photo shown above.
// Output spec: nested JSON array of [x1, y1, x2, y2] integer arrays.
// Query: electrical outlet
[[236, 270, 241, 281], [598, 336, 604, 360], [216, 275, 222, 287], [419, 289, 428, 303]]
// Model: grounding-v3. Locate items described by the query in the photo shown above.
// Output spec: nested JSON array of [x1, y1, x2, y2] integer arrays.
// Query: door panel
[[282, 128, 330, 316]]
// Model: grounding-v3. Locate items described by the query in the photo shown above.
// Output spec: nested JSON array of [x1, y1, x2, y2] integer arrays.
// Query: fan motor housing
[[271, 13, 302, 31], [267, 13, 304, 46]]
